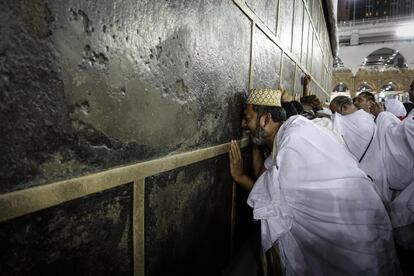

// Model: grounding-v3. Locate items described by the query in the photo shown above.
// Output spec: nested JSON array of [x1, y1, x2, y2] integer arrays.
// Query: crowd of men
[[228, 80, 414, 275]]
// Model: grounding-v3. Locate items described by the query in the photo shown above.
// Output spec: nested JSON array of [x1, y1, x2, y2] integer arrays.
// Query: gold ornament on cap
[[247, 89, 282, 107]]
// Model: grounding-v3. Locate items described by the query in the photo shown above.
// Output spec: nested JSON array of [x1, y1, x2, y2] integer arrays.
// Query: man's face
[[329, 102, 356, 115], [341, 105, 357, 115], [242, 104, 266, 146], [329, 102, 338, 114], [354, 95, 371, 112]]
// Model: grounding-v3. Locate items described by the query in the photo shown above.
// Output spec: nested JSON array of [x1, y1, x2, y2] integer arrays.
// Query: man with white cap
[[229, 89, 399, 275]]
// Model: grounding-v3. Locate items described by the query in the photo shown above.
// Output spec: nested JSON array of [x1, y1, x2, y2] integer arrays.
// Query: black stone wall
[[0, 0, 250, 192], [145, 156, 232, 276], [0, 185, 132, 275], [0, 0, 333, 275]]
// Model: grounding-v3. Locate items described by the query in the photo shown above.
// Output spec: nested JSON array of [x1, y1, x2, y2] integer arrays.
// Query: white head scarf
[[385, 99, 407, 118], [333, 109, 375, 161]]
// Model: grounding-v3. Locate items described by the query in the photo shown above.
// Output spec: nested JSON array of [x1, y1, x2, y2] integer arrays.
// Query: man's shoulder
[[279, 116, 317, 143]]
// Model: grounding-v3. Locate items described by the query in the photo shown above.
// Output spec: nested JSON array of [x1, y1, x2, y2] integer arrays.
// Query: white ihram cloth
[[388, 114, 414, 249], [311, 117, 345, 145], [380, 112, 414, 191], [385, 99, 407, 118], [247, 115, 398, 276], [334, 111, 401, 202], [333, 110, 414, 247], [359, 112, 411, 202], [332, 109, 375, 162]]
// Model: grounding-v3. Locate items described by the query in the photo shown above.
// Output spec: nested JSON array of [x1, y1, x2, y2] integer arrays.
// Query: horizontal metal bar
[[0, 138, 249, 223]]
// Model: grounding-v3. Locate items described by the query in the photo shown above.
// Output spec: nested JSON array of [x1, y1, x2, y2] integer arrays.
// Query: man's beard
[[251, 124, 266, 146]]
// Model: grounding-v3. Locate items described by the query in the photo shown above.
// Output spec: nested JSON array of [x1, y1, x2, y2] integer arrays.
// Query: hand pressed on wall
[[229, 140, 244, 182], [229, 140, 255, 191]]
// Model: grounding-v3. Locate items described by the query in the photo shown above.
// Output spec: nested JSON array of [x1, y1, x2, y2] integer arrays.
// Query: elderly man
[[331, 95, 412, 201], [329, 95, 357, 115], [330, 96, 375, 163], [229, 89, 399, 275], [354, 91, 376, 113], [330, 94, 414, 252]]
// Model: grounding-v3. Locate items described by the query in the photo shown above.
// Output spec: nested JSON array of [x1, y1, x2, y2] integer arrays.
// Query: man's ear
[[260, 112, 271, 127]]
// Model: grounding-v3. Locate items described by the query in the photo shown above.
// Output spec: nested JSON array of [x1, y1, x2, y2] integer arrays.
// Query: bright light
[[396, 22, 414, 37]]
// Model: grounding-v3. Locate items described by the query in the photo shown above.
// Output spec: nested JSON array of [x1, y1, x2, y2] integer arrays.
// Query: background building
[[338, 0, 414, 22], [333, 0, 414, 99]]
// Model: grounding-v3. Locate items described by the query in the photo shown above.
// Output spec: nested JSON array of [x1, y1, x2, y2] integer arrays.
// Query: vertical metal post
[[293, 64, 297, 96], [230, 182, 237, 257], [279, 51, 285, 89], [133, 179, 145, 276], [276, 0, 281, 36], [300, 0, 305, 63], [290, 0, 296, 52]]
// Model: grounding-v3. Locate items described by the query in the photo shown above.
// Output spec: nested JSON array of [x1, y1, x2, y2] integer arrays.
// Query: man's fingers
[[235, 141, 242, 161], [229, 141, 234, 161], [230, 140, 237, 164], [229, 140, 241, 164]]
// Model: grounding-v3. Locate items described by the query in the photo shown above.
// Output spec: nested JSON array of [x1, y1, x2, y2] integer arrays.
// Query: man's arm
[[229, 140, 254, 191]]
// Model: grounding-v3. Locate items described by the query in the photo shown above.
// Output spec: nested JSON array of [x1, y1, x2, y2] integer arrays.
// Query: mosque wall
[[0, 0, 333, 274]]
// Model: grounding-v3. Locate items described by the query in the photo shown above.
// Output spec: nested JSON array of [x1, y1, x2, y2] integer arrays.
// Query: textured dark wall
[[253, 26, 282, 89], [0, 184, 132, 275], [0, 0, 333, 274], [0, 0, 249, 192], [246, 0, 278, 35], [145, 156, 233, 276]]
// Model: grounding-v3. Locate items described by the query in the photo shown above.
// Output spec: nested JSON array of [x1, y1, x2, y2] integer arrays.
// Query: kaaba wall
[[0, 0, 333, 275]]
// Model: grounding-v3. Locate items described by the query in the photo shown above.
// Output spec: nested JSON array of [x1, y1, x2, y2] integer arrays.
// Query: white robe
[[333, 111, 402, 202], [334, 110, 414, 248], [332, 110, 375, 162], [247, 115, 398, 276], [385, 99, 407, 119], [387, 113, 414, 249], [358, 112, 413, 201], [381, 113, 414, 191]]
